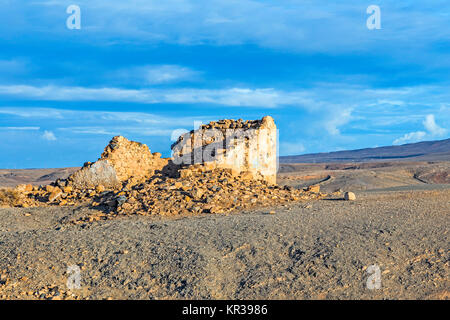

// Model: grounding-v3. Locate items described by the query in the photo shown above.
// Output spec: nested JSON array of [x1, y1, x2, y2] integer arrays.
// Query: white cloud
[[0, 83, 423, 111], [0, 85, 313, 108], [423, 114, 447, 137], [0, 107, 205, 125], [59, 126, 175, 137], [17, 0, 449, 56], [144, 65, 198, 84], [0, 126, 40, 130], [0, 83, 449, 113], [1, 83, 449, 151], [2, 107, 214, 140], [58, 127, 116, 135], [393, 131, 426, 145], [376, 100, 405, 106], [393, 114, 447, 145], [0, 107, 64, 118], [111, 65, 199, 85], [42, 130, 57, 141], [324, 108, 352, 136]]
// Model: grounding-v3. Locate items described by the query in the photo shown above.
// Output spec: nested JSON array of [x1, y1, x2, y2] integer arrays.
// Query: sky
[[0, 0, 449, 168]]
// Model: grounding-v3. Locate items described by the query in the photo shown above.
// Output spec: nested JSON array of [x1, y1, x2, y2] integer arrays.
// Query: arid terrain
[[0, 160, 448, 300], [0, 167, 79, 188], [278, 161, 450, 192]]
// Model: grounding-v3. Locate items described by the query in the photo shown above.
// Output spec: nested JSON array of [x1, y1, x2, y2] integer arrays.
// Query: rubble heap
[[2, 136, 171, 208], [2, 116, 326, 219], [86, 166, 322, 220]]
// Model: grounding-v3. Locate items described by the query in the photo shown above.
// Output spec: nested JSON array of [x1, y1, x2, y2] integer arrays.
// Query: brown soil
[[0, 161, 448, 300], [0, 187, 448, 300]]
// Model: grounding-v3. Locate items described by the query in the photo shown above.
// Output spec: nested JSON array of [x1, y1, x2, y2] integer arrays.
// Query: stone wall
[[69, 136, 169, 189], [171, 116, 277, 184], [66, 116, 277, 188]]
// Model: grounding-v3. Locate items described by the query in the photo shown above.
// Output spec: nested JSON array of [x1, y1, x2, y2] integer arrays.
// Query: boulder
[[48, 188, 62, 202], [344, 192, 356, 201], [306, 185, 320, 193]]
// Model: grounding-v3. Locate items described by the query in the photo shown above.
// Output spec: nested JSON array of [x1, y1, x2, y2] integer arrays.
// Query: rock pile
[[88, 166, 323, 219], [0, 188, 22, 207], [3, 136, 171, 208], [2, 116, 328, 218], [6, 167, 324, 221], [8, 182, 107, 208]]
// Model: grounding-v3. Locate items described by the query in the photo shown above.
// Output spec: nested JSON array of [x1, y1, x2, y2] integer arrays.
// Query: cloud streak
[[5, 0, 446, 58], [0, 84, 311, 107], [1, 83, 449, 111], [109, 65, 200, 85], [0, 107, 210, 134], [0, 126, 40, 130]]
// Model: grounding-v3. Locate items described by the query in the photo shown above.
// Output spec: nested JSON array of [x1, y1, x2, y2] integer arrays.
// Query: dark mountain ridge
[[280, 138, 450, 163]]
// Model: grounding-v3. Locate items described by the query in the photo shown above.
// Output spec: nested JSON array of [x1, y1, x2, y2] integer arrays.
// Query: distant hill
[[280, 138, 450, 163]]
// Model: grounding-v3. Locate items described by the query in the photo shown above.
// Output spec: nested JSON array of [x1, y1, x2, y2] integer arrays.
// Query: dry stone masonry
[[172, 116, 277, 184], [2, 116, 326, 219], [69, 136, 169, 189]]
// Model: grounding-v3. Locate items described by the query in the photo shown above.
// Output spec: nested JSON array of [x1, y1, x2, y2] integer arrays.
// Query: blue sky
[[0, 0, 449, 168]]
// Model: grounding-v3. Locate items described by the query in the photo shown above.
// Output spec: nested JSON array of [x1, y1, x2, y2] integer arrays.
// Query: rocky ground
[[0, 167, 324, 223], [0, 186, 448, 300], [0, 167, 79, 188], [278, 161, 450, 192]]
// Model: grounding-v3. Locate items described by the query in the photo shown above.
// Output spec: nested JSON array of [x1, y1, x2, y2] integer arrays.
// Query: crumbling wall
[[171, 116, 277, 184], [69, 160, 120, 189], [57, 116, 278, 189], [69, 136, 169, 189]]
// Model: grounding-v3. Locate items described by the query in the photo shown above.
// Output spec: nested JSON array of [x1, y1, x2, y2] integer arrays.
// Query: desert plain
[[0, 158, 448, 300]]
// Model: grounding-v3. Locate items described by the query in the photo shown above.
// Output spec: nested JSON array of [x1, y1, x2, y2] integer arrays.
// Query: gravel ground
[[0, 188, 448, 300]]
